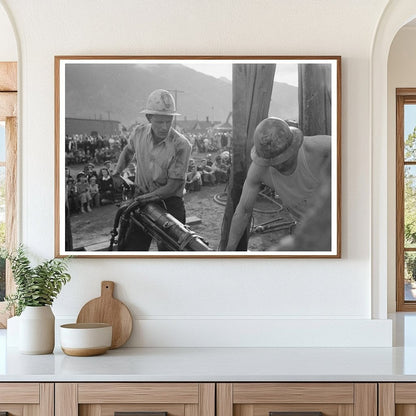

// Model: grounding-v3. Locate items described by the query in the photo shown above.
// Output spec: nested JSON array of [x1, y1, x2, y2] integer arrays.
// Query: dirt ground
[[68, 154, 296, 252]]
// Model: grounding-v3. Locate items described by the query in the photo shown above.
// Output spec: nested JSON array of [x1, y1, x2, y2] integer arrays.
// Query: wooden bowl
[[60, 323, 112, 356]]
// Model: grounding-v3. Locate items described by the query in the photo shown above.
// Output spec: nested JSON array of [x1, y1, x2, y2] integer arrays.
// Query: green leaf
[[5, 245, 71, 316]]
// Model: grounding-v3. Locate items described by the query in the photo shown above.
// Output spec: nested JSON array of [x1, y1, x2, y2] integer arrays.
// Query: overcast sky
[[183, 62, 299, 86]]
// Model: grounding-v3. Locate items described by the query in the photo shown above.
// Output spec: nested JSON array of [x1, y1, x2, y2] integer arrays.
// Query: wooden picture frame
[[55, 56, 341, 258]]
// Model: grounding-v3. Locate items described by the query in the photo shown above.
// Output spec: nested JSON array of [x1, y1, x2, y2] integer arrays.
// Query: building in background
[[66, 117, 121, 137]]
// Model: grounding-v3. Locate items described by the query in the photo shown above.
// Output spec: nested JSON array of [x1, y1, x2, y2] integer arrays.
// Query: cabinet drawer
[[0, 383, 39, 403], [233, 383, 354, 404], [56, 383, 215, 416], [78, 383, 200, 404], [0, 383, 53, 415], [218, 383, 376, 416]]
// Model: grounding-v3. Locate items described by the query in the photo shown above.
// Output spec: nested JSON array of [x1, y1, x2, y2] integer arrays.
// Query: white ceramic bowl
[[60, 323, 112, 356]]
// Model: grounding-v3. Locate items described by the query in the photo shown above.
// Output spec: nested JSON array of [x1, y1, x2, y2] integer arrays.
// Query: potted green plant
[[4, 245, 71, 354]]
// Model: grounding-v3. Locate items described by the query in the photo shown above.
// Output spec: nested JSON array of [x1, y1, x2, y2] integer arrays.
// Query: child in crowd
[[89, 176, 100, 208], [185, 159, 202, 192], [212, 155, 229, 183], [76, 172, 92, 213], [197, 159, 216, 185]]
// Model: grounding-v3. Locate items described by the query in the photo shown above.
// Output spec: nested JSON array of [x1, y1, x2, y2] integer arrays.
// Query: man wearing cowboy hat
[[114, 89, 191, 251], [226, 117, 331, 251]]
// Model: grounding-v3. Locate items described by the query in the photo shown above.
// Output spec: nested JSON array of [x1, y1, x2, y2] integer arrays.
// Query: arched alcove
[[371, 0, 416, 318], [387, 20, 416, 313]]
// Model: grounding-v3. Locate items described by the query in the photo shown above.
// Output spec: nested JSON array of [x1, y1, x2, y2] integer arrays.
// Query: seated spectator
[[220, 150, 231, 177], [197, 159, 216, 186], [206, 154, 213, 166], [84, 162, 98, 180], [76, 172, 92, 213], [185, 159, 202, 192], [103, 160, 114, 176], [98, 167, 115, 204], [89, 176, 100, 208], [212, 155, 229, 183], [220, 150, 231, 165]]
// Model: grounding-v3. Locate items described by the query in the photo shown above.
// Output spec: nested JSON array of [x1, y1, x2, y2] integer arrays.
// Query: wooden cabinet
[[0, 383, 53, 415], [55, 383, 215, 416], [217, 383, 377, 416], [1, 380, 412, 416]]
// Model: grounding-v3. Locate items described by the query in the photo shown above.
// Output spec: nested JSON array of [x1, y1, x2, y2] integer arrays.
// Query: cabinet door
[[0, 383, 53, 415], [217, 383, 377, 416], [55, 383, 215, 416], [379, 383, 416, 416]]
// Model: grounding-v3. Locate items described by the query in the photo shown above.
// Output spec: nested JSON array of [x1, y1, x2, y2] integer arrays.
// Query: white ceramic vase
[[19, 305, 55, 354]]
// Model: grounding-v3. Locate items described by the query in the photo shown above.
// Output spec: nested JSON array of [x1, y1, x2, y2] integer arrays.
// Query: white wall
[[387, 26, 416, 312], [0, 0, 394, 347], [0, 2, 16, 61]]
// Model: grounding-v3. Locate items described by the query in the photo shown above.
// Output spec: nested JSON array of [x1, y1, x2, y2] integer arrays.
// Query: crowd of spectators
[[65, 133, 128, 166], [185, 151, 231, 193], [65, 129, 233, 214], [186, 131, 232, 154], [65, 161, 135, 215]]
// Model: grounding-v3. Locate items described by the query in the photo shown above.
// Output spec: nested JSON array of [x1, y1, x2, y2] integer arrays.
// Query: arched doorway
[[387, 15, 416, 312], [371, 1, 416, 317]]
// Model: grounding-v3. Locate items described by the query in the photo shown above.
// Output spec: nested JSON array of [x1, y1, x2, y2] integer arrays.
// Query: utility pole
[[298, 64, 331, 135], [219, 63, 276, 250]]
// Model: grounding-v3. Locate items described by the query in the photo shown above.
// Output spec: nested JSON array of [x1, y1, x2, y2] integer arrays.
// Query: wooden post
[[219, 64, 275, 250], [5, 117, 17, 298], [0, 62, 17, 92], [298, 63, 331, 136]]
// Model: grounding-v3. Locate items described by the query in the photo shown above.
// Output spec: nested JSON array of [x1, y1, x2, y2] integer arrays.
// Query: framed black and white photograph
[[55, 56, 341, 258]]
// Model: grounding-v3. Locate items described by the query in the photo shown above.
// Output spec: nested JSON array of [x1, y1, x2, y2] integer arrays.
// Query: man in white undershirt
[[226, 117, 331, 251]]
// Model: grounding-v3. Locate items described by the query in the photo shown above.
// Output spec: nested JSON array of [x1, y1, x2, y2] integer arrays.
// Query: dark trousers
[[119, 197, 186, 251]]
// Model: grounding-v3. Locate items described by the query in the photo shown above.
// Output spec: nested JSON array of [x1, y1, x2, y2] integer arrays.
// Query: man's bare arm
[[114, 145, 134, 175], [226, 164, 266, 250]]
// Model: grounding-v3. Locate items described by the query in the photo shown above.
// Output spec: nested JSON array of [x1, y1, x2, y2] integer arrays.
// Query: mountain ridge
[[65, 63, 298, 127]]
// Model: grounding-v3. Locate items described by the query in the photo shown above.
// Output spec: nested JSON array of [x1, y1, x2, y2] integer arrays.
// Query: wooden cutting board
[[76, 281, 133, 349]]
